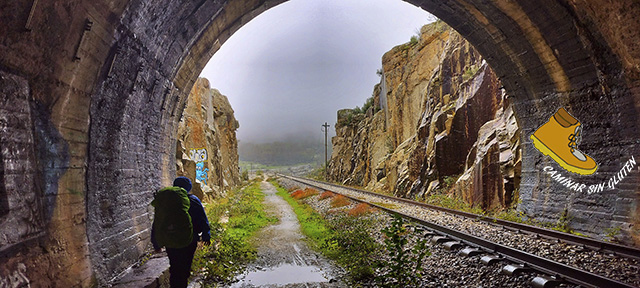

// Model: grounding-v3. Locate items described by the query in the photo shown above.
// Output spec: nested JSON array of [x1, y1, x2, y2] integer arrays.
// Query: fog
[[200, 0, 435, 144]]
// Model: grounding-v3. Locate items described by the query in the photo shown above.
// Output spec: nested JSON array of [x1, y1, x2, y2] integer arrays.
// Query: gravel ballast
[[276, 177, 593, 287]]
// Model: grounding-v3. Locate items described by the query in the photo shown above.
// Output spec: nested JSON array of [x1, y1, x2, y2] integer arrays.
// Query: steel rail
[[284, 175, 640, 260], [279, 174, 637, 288]]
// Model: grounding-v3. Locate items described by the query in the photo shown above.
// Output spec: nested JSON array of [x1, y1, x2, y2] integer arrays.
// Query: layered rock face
[[176, 78, 240, 200], [328, 21, 520, 212]]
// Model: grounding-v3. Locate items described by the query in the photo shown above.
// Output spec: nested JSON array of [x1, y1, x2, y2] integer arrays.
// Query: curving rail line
[[279, 174, 640, 288]]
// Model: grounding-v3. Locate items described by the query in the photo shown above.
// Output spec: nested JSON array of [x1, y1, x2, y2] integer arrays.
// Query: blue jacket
[[187, 194, 211, 242], [152, 193, 211, 250]]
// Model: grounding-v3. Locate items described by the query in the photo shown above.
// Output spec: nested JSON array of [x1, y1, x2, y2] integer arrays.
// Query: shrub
[[375, 215, 430, 288], [348, 203, 372, 217], [319, 191, 336, 200], [409, 35, 419, 46], [331, 195, 350, 208], [352, 96, 377, 115]]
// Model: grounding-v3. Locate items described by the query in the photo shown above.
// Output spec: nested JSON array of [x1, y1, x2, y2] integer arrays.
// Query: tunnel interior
[[0, 0, 639, 286]]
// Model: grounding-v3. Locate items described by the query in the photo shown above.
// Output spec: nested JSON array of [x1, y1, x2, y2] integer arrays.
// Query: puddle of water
[[231, 264, 329, 287]]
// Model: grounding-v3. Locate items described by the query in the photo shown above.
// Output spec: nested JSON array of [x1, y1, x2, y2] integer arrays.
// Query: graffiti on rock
[[189, 148, 207, 163], [196, 162, 209, 186], [190, 148, 209, 185]]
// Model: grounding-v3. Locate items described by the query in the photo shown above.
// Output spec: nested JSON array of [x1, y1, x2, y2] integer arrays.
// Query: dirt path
[[228, 181, 345, 287]]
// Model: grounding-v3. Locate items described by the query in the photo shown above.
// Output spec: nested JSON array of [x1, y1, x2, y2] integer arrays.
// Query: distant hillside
[[239, 138, 331, 167]]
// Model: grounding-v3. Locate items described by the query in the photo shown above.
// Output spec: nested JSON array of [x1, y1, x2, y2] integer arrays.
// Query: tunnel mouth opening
[[36, 0, 639, 285], [188, 1, 523, 216]]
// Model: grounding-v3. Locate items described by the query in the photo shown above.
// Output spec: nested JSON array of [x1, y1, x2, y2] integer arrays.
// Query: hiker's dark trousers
[[166, 240, 198, 288]]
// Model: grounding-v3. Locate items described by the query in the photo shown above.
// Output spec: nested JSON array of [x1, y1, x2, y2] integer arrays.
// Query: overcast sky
[[200, 0, 435, 143]]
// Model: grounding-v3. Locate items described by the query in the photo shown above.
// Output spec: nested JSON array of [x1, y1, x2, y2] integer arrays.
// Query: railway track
[[278, 174, 640, 288]]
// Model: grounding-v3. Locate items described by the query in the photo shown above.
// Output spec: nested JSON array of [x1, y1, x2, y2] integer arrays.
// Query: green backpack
[[152, 186, 193, 248]]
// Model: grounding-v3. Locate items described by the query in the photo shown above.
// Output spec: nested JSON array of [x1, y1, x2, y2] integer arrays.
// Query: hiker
[[151, 176, 211, 288]]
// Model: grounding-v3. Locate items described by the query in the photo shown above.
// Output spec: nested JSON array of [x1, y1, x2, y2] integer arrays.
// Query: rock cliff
[[327, 21, 520, 211], [176, 78, 240, 199]]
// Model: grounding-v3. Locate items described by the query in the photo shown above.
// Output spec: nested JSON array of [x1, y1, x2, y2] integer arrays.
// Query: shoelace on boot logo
[[530, 107, 597, 175]]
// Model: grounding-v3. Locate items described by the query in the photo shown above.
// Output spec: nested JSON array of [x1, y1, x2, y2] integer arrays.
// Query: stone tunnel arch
[[1, 0, 640, 286]]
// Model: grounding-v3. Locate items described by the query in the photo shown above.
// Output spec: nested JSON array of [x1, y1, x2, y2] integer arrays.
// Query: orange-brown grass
[[290, 189, 305, 199], [319, 191, 336, 200], [347, 203, 372, 216], [304, 188, 318, 195], [330, 195, 350, 208], [291, 188, 319, 200], [288, 186, 300, 192]]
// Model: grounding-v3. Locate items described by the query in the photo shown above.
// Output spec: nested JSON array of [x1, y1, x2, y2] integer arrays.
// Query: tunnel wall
[[0, 0, 639, 286]]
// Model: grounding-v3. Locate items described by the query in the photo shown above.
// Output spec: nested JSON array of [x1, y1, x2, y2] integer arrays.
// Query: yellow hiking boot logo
[[530, 108, 598, 175]]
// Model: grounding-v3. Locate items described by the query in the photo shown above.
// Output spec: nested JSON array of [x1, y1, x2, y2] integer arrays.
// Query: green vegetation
[[462, 65, 480, 82], [353, 96, 378, 115], [191, 181, 277, 285], [272, 182, 332, 249], [272, 181, 382, 283], [548, 208, 587, 237], [337, 111, 363, 127], [409, 35, 419, 46], [371, 201, 399, 210], [423, 193, 484, 215], [375, 215, 430, 288], [440, 175, 459, 190], [605, 226, 622, 242], [552, 208, 572, 233]]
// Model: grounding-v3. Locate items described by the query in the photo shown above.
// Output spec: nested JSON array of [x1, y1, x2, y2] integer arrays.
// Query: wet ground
[[226, 181, 345, 288]]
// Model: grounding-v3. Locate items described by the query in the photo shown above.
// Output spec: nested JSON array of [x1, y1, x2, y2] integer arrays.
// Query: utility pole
[[321, 122, 330, 178]]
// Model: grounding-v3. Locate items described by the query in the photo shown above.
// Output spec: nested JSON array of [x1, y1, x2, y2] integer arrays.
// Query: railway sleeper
[[501, 264, 532, 276], [443, 241, 464, 251], [458, 247, 483, 257], [430, 235, 453, 244], [480, 255, 503, 265], [530, 275, 564, 288]]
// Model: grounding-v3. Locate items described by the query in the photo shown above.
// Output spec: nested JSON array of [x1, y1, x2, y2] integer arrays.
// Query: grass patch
[[274, 183, 331, 248], [371, 201, 399, 210], [191, 180, 277, 285], [272, 181, 381, 283], [423, 193, 484, 215]]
